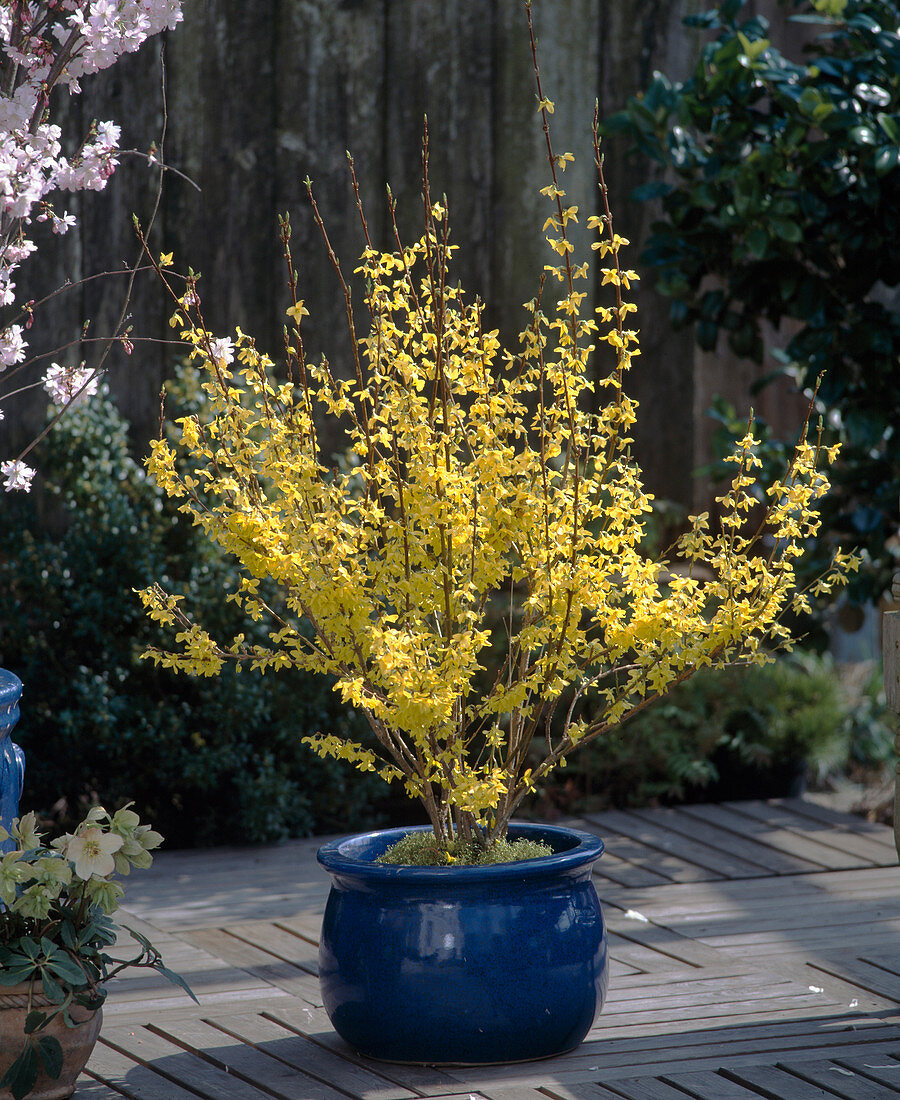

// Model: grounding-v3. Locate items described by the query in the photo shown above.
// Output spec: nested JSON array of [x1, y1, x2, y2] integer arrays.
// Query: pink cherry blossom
[[209, 337, 235, 366], [1, 461, 36, 493], [1, 1, 185, 491], [42, 362, 100, 406]]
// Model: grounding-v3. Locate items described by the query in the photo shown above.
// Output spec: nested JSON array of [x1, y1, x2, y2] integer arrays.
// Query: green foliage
[[0, 807, 188, 1100], [0, 382, 384, 847], [378, 831, 552, 866], [532, 651, 894, 812], [603, 0, 900, 601]]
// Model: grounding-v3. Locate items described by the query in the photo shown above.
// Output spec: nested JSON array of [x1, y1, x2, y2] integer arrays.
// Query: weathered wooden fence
[[885, 559, 900, 856], [9, 0, 808, 508]]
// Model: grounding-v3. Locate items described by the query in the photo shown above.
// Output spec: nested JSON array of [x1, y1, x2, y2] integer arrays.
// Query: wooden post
[[885, 570, 900, 860]]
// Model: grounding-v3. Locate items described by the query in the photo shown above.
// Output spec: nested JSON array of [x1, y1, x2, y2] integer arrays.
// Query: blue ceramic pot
[[317, 821, 608, 1065], [0, 670, 24, 856]]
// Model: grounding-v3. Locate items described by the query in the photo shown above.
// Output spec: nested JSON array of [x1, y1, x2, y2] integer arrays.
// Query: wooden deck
[[75, 797, 900, 1100]]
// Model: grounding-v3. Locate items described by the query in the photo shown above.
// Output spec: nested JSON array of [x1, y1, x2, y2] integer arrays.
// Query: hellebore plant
[[0, 806, 191, 1100], [138, 11, 855, 856]]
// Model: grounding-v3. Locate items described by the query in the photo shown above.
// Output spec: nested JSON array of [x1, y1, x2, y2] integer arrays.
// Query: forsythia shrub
[[139, 21, 856, 852]]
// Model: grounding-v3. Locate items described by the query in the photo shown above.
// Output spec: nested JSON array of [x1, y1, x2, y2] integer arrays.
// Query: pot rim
[[317, 820, 604, 883]]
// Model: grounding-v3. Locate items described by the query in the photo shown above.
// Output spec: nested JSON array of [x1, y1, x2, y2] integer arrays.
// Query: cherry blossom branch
[[0, 1, 185, 491]]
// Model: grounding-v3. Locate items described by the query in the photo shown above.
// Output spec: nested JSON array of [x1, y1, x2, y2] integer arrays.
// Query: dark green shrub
[[530, 651, 892, 813], [0, 385, 384, 847], [602, 0, 900, 602]]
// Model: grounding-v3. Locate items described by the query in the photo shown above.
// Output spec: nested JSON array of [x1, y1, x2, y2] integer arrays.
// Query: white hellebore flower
[[67, 826, 124, 880]]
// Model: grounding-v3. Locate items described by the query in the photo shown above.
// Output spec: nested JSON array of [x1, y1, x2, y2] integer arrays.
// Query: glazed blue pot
[[0, 670, 25, 855], [317, 822, 608, 1064]]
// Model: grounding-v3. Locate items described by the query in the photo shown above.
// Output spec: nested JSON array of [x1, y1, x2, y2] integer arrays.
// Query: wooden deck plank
[[483, 1089, 571, 1100], [178, 927, 322, 1004], [834, 1052, 900, 1093], [702, 922, 900, 955], [71, 799, 900, 1100], [777, 1056, 900, 1098], [593, 852, 676, 890], [149, 1017, 361, 1100], [596, 864, 900, 916], [605, 956, 646, 979], [662, 804, 830, 875], [626, 805, 812, 877], [721, 1062, 856, 1098], [208, 1012, 418, 1100], [810, 955, 900, 1002], [274, 913, 326, 942], [85, 1036, 216, 1099], [541, 817, 676, 890], [584, 810, 755, 879], [534, 1085, 635, 1100], [226, 921, 320, 973], [262, 1002, 465, 1095], [777, 797, 898, 849], [603, 917, 723, 969], [442, 1033, 900, 1095], [678, 897, 900, 938], [575, 1079, 695, 1100], [602, 974, 837, 1013], [585, 823, 723, 883], [582, 1012, 900, 1046], [71, 1077, 129, 1099], [668, 802, 850, 871], [721, 801, 882, 868], [660, 1069, 781, 1099], [101, 1025, 276, 1099]]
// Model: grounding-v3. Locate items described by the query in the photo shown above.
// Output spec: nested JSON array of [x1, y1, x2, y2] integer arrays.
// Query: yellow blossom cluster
[[138, 147, 853, 849]]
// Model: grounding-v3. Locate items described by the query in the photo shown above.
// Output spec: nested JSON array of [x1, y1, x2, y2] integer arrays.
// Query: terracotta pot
[[0, 982, 102, 1100]]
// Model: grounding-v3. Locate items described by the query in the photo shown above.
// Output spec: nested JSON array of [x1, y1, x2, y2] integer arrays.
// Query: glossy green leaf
[[877, 113, 900, 144], [44, 953, 88, 986], [0, 1044, 39, 1100], [37, 1036, 64, 1081], [875, 146, 900, 175], [849, 125, 877, 145], [746, 227, 769, 259], [41, 970, 66, 1004], [772, 219, 802, 242], [23, 1010, 47, 1035]]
